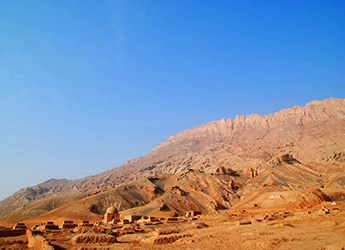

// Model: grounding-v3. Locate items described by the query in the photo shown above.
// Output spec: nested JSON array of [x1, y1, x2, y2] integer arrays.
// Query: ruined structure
[[104, 206, 120, 224], [185, 210, 202, 217], [60, 220, 78, 229], [38, 221, 59, 230], [13, 222, 27, 230], [123, 215, 142, 223], [78, 221, 93, 227]]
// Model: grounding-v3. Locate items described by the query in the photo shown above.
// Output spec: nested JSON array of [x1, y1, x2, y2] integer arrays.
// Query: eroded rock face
[[71, 233, 117, 244]]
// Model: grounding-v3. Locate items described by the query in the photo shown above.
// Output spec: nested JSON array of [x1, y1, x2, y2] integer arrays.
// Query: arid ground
[[1, 201, 345, 249]]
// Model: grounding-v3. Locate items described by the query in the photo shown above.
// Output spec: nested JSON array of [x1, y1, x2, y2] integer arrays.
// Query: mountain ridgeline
[[0, 98, 345, 223]]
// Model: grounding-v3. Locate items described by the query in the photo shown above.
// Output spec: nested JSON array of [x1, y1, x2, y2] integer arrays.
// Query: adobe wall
[[27, 229, 54, 250], [0, 229, 26, 237]]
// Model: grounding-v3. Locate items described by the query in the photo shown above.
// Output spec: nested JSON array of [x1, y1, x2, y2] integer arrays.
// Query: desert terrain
[[1, 201, 345, 250], [0, 98, 345, 249]]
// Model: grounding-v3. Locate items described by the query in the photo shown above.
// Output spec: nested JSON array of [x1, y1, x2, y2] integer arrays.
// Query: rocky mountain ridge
[[0, 97, 344, 218]]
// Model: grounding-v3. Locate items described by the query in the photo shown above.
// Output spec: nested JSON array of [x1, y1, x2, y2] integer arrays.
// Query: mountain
[[2, 152, 343, 227], [0, 169, 242, 226], [1, 97, 345, 220]]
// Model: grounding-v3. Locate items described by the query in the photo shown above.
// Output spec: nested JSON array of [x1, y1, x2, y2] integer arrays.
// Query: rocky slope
[[2, 152, 344, 227], [1, 97, 344, 218], [0, 169, 242, 226]]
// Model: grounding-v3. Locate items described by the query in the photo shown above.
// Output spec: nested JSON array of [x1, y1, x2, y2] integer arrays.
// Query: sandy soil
[[0, 235, 27, 250], [112, 204, 345, 250], [1, 202, 342, 250]]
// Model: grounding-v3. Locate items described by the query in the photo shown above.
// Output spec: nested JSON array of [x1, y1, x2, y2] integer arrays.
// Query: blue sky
[[0, 0, 344, 200]]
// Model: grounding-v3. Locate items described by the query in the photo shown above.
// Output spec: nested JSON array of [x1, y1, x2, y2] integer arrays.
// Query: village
[[1, 202, 345, 250], [0, 206, 206, 249]]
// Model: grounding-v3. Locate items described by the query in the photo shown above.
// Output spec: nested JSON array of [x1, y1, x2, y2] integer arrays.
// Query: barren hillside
[[1, 98, 344, 219]]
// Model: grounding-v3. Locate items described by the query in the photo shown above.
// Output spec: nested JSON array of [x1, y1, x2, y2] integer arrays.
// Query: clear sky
[[0, 0, 344, 201]]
